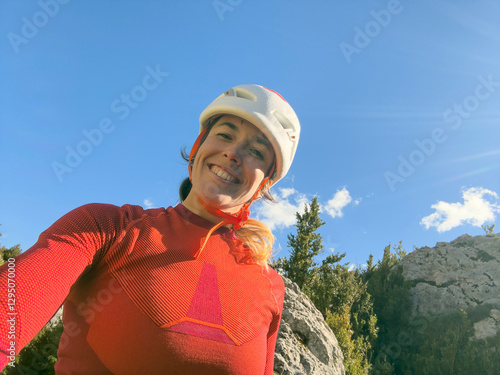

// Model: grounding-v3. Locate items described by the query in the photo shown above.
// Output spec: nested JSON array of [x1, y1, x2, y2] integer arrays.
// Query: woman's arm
[[0, 203, 129, 370]]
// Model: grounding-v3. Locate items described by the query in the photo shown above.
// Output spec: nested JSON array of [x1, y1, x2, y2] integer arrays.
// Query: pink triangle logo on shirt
[[166, 262, 237, 345]]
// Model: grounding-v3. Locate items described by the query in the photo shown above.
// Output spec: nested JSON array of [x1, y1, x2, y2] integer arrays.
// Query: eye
[[250, 148, 264, 160], [217, 133, 232, 140]]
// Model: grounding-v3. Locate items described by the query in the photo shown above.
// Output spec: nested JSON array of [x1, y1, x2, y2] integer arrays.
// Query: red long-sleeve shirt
[[0, 203, 284, 374]]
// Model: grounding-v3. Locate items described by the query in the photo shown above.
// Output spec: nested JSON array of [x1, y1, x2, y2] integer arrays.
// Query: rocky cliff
[[398, 233, 500, 340], [274, 276, 345, 375]]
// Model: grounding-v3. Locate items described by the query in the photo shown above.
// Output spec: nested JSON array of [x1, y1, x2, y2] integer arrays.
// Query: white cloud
[[280, 187, 296, 199], [144, 199, 155, 209], [420, 187, 500, 233], [253, 186, 361, 229], [253, 188, 309, 230], [323, 187, 353, 218]]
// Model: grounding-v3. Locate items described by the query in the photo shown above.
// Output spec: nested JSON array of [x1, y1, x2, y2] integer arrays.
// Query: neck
[[182, 192, 241, 225]]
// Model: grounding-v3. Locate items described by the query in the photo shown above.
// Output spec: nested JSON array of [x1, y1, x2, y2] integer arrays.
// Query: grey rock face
[[473, 309, 500, 341], [48, 306, 63, 328], [399, 233, 500, 340], [274, 276, 345, 375]]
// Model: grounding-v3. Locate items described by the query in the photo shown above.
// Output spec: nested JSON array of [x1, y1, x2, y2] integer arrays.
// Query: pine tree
[[364, 242, 411, 374], [0, 231, 21, 265], [276, 197, 325, 291]]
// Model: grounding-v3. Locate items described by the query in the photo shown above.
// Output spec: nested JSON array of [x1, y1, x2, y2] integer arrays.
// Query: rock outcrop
[[274, 276, 345, 375], [398, 233, 500, 340]]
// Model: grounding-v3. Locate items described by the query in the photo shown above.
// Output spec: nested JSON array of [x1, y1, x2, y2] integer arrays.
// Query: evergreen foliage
[[393, 307, 500, 375], [326, 307, 375, 375], [310, 253, 378, 374], [2, 321, 63, 375], [0, 231, 21, 265], [482, 224, 496, 236], [363, 243, 413, 374]]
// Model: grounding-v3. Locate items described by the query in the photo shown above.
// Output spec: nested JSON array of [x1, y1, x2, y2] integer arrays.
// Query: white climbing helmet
[[199, 84, 301, 185]]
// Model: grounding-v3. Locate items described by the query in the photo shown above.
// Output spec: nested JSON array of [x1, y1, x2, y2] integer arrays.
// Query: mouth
[[208, 164, 240, 184]]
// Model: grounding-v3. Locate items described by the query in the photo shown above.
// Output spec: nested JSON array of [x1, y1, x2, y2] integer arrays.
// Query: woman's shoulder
[[263, 266, 285, 290], [68, 202, 168, 222], [261, 266, 286, 310], [44, 203, 148, 237]]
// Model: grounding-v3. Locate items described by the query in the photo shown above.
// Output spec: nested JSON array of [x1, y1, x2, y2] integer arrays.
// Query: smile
[[209, 164, 240, 183]]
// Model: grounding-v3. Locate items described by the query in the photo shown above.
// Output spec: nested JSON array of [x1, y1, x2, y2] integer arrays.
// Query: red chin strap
[[188, 127, 275, 258]]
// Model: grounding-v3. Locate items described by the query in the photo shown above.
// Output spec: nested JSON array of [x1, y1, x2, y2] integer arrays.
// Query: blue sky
[[1, 0, 499, 268]]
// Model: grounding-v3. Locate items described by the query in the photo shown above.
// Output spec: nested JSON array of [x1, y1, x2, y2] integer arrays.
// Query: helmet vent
[[223, 88, 256, 101], [273, 111, 297, 142], [273, 111, 293, 130], [234, 88, 257, 101]]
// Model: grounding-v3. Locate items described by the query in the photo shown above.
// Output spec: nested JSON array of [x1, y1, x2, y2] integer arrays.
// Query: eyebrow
[[218, 121, 238, 131], [217, 121, 272, 148]]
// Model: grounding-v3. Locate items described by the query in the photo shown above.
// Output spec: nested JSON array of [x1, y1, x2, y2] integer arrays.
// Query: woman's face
[[189, 115, 275, 213]]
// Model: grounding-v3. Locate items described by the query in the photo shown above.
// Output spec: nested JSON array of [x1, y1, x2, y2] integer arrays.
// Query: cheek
[[246, 165, 266, 187], [192, 144, 212, 173]]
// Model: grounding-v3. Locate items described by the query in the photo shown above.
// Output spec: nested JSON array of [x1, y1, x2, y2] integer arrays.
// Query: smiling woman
[[185, 115, 275, 214], [0, 84, 301, 374]]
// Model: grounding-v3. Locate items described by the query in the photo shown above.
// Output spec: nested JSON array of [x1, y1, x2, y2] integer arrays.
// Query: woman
[[0, 84, 300, 374]]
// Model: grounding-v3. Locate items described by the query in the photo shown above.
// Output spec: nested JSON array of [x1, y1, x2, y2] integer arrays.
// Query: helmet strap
[[188, 126, 209, 182]]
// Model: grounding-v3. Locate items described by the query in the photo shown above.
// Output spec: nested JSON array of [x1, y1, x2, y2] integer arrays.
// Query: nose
[[223, 145, 241, 164]]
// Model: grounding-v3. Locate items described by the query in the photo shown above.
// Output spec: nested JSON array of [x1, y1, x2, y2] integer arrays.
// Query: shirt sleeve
[[0, 203, 130, 370], [264, 271, 285, 375]]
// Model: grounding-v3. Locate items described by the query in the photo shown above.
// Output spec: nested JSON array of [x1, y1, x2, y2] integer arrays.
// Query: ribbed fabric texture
[[0, 203, 284, 374]]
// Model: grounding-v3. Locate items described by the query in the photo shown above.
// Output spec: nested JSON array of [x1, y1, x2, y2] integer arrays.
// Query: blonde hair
[[232, 219, 275, 268]]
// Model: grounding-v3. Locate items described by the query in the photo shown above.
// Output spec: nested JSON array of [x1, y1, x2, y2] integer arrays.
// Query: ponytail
[[179, 176, 192, 203]]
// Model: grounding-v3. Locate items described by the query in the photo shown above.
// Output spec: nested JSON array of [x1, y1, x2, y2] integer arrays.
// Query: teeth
[[211, 165, 238, 183]]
